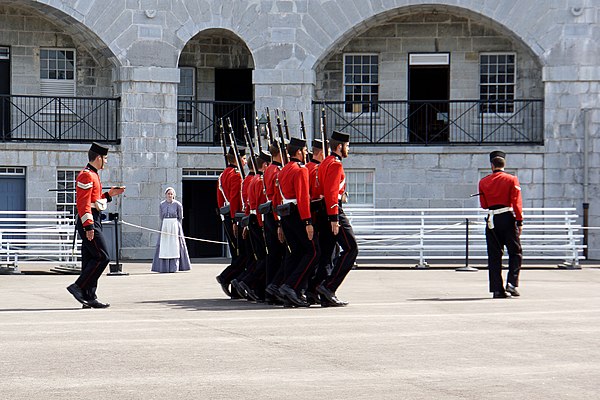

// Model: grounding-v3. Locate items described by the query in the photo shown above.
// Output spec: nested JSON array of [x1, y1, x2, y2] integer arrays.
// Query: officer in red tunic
[[316, 130, 358, 307], [215, 147, 247, 298], [479, 150, 523, 298], [276, 137, 320, 307], [66, 142, 125, 308]]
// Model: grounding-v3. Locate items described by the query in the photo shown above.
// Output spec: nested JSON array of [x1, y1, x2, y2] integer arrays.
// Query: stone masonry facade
[[0, 0, 598, 259]]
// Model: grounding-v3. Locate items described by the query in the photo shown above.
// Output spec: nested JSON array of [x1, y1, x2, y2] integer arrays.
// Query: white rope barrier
[[121, 220, 227, 245]]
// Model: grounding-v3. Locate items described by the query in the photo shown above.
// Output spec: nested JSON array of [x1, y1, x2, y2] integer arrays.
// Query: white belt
[[90, 199, 107, 211], [486, 207, 513, 229], [250, 210, 257, 215], [283, 199, 297, 205]]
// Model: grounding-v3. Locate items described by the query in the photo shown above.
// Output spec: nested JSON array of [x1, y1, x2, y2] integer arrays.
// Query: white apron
[[158, 218, 180, 259]]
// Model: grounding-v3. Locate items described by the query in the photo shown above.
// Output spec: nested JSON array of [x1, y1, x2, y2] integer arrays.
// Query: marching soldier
[[316, 130, 358, 307], [262, 142, 287, 304], [276, 137, 320, 307], [231, 157, 259, 301], [215, 147, 248, 298], [66, 142, 125, 308], [478, 150, 523, 298], [305, 138, 329, 304], [238, 150, 272, 301]]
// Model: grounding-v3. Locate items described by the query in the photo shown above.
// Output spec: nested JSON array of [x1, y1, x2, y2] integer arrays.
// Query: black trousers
[[319, 209, 358, 292], [485, 212, 522, 292], [263, 211, 286, 286], [74, 212, 110, 300], [218, 216, 248, 284], [280, 207, 320, 292], [309, 203, 332, 292], [243, 217, 267, 293]]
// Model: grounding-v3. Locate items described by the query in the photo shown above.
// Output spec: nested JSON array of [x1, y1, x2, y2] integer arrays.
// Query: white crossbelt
[[486, 207, 513, 229]]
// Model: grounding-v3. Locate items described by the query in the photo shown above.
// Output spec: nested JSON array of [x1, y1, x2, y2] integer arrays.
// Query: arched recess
[[177, 28, 255, 144], [312, 4, 544, 145], [0, 1, 120, 97]]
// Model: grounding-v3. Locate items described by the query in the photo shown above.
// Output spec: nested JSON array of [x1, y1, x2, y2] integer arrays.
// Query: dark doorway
[[182, 178, 224, 258], [408, 65, 450, 143], [214, 68, 253, 144], [0, 46, 10, 139]]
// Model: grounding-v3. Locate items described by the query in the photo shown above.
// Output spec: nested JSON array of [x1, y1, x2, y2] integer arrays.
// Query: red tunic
[[217, 165, 242, 219], [306, 160, 321, 201], [248, 173, 268, 227], [478, 170, 523, 222], [76, 164, 110, 229], [264, 161, 282, 219], [242, 173, 256, 216], [277, 159, 311, 222], [318, 154, 346, 220]]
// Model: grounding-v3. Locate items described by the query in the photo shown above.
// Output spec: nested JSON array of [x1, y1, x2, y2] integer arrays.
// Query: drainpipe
[[582, 108, 590, 259]]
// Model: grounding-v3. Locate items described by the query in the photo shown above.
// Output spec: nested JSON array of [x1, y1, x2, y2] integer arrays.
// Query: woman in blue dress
[[151, 187, 191, 272]]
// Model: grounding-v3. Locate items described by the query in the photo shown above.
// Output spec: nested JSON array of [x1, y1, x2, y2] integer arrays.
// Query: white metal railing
[[0, 210, 80, 273], [345, 207, 585, 267]]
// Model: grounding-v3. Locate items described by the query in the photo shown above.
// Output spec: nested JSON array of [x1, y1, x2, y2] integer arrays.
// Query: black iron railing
[[0, 95, 120, 143], [177, 100, 255, 145], [313, 99, 543, 145]]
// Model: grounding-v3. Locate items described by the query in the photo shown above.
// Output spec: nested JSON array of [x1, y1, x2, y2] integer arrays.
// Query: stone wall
[[0, 0, 597, 260]]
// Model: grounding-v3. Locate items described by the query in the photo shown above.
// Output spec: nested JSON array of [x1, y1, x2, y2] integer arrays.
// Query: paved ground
[[1, 260, 600, 399]]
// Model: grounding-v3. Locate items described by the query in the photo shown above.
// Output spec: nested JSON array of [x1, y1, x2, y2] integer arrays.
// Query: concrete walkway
[[1, 261, 599, 399]]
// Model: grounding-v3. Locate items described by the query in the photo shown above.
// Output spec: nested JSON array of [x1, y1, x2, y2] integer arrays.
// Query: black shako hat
[[330, 130, 350, 143], [228, 146, 246, 157], [288, 137, 306, 148], [489, 150, 506, 161], [90, 142, 109, 156], [311, 138, 327, 150], [258, 150, 272, 163]]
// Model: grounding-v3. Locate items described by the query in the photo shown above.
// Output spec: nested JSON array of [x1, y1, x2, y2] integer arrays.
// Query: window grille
[[344, 54, 379, 113], [56, 169, 77, 217], [480, 53, 516, 114]]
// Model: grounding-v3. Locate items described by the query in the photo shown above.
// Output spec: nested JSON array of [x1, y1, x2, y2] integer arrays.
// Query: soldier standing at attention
[[276, 137, 320, 307], [478, 150, 523, 298], [66, 142, 125, 308], [316, 130, 358, 307]]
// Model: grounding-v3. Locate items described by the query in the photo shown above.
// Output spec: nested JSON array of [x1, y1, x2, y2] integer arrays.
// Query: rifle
[[254, 111, 263, 153], [242, 118, 259, 174], [219, 118, 229, 168], [299, 111, 307, 141], [225, 117, 246, 180], [321, 107, 327, 157], [282, 110, 292, 140], [275, 109, 289, 164], [265, 107, 275, 145]]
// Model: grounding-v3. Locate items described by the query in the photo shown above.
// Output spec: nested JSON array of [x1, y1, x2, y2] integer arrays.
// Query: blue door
[[0, 174, 25, 240], [0, 175, 25, 212]]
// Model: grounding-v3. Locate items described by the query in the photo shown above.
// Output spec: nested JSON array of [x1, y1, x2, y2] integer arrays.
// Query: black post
[[108, 212, 128, 276], [583, 202, 589, 259], [456, 218, 478, 272]]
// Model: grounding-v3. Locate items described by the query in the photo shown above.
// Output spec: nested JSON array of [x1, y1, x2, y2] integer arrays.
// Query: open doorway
[[408, 53, 450, 144], [182, 177, 224, 258], [214, 68, 253, 143]]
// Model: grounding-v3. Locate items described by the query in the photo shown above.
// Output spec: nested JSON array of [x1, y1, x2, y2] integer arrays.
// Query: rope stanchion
[[121, 220, 228, 245], [456, 218, 478, 272]]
